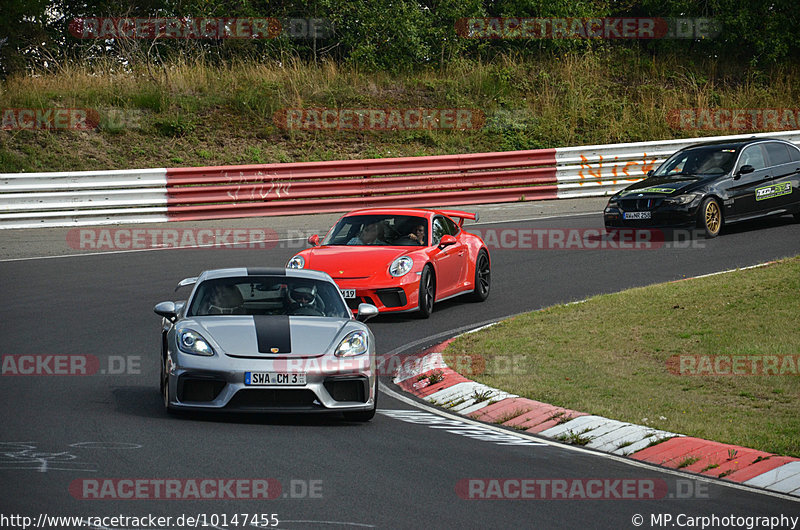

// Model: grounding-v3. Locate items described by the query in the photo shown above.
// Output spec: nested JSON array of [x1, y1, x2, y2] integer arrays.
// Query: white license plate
[[340, 289, 356, 299], [245, 372, 306, 386], [624, 211, 652, 220]]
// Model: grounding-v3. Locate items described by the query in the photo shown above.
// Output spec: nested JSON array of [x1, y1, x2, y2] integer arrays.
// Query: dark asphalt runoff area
[[1, 198, 799, 529]]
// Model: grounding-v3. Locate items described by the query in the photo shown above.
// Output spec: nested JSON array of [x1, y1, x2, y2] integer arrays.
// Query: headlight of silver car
[[287, 255, 305, 269], [389, 256, 413, 277], [664, 193, 699, 206], [335, 330, 369, 357], [177, 329, 215, 356]]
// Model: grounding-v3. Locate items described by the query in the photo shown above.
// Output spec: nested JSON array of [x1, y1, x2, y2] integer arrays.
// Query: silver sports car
[[154, 268, 379, 421]]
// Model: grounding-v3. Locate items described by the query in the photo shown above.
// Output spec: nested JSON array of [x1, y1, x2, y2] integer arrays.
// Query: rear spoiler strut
[[439, 210, 479, 227]]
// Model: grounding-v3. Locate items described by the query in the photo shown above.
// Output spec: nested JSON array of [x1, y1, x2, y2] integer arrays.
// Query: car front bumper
[[603, 203, 699, 229], [165, 349, 376, 413], [336, 274, 422, 314]]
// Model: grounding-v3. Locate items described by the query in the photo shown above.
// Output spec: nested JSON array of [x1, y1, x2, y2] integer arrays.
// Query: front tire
[[161, 355, 176, 415], [469, 249, 490, 302], [417, 265, 435, 318], [698, 197, 722, 238]]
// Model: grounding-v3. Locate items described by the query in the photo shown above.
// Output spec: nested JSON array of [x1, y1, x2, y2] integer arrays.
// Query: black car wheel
[[698, 197, 722, 238], [342, 378, 377, 422], [417, 265, 435, 318], [469, 249, 490, 302]]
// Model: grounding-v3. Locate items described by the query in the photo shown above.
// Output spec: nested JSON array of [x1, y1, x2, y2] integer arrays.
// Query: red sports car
[[286, 208, 490, 317]]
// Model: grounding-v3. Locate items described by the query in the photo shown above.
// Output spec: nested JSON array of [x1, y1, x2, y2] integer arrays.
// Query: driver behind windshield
[[659, 148, 736, 177], [287, 283, 324, 315], [348, 221, 388, 245], [406, 223, 426, 245]]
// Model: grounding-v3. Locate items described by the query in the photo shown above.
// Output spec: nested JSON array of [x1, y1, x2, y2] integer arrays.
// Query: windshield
[[322, 214, 429, 246], [653, 146, 738, 178], [188, 276, 350, 318]]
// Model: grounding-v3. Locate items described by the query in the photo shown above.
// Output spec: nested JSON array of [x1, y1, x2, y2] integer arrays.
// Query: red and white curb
[[394, 338, 800, 498]]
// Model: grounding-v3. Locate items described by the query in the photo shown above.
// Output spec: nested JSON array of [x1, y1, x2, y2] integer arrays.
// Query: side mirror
[[154, 301, 178, 321], [734, 164, 754, 180], [308, 234, 320, 246], [646, 170, 654, 177], [438, 234, 457, 248], [356, 303, 379, 322]]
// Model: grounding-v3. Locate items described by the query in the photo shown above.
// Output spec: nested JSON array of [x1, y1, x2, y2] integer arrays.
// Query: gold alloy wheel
[[705, 200, 721, 234]]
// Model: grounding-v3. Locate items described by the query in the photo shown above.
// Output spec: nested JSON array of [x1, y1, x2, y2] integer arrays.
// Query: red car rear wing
[[439, 210, 479, 227]]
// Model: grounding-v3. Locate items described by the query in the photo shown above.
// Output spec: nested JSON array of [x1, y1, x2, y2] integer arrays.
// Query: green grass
[[426, 370, 444, 385], [677, 456, 701, 469], [493, 408, 530, 424], [1, 50, 799, 172], [556, 428, 593, 446], [444, 256, 800, 457]]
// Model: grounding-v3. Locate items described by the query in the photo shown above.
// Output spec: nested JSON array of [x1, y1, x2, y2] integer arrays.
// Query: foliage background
[[1, 0, 798, 76], [1, 1, 798, 172]]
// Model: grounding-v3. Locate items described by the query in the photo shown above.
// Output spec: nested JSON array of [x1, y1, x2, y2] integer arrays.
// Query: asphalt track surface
[[1, 200, 799, 529]]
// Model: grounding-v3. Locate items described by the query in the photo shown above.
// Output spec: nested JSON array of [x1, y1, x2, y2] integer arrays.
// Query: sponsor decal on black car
[[755, 181, 792, 201]]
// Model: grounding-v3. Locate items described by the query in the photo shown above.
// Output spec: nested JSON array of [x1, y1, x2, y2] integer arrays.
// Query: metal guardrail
[[164, 149, 558, 221], [0, 169, 169, 228], [2, 131, 799, 228]]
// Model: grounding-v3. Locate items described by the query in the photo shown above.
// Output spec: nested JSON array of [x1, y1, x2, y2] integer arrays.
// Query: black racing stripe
[[253, 315, 292, 353], [247, 267, 286, 276]]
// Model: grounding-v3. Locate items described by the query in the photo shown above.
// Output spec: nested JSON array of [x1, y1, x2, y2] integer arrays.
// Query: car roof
[[679, 138, 797, 151], [197, 268, 334, 282]]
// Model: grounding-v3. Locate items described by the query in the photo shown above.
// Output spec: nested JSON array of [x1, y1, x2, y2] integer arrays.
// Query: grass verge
[[444, 256, 800, 457], [1, 50, 799, 172]]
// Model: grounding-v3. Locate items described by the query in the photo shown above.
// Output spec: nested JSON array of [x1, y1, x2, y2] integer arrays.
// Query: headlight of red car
[[389, 256, 413, 277], [287, 255, 305, 269]]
